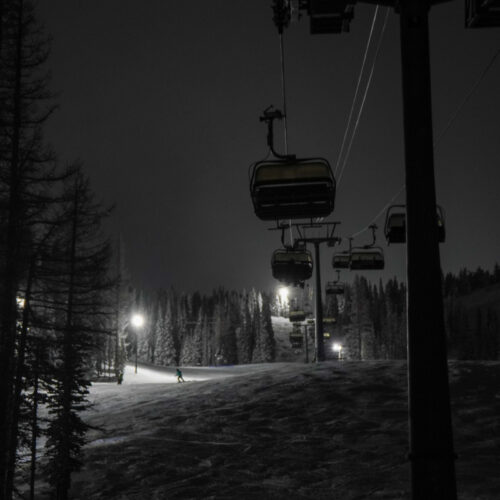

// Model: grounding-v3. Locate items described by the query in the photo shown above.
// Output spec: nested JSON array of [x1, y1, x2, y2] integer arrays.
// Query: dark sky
[[36, 1, 499, 294]]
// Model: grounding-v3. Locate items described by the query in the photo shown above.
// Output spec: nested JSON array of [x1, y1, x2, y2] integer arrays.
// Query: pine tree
[[180, 306, 204, 366], [259, 293, 276, 362], [236, 291, 254, 364], [155, 297, 177, 366], [0, 0, 66, 493], [112, 237, 133, 383], [42, 169, 113, 499], [345, 276, 371, 360], [252, 293, 275, 363]]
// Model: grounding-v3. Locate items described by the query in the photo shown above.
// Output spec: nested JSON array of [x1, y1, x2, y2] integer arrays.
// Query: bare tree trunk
[[29, 343, 40, 500], [0, 2, 26, 496], [5, 256, 35, 495]]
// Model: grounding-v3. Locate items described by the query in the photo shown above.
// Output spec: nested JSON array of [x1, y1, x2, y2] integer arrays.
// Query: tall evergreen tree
[[42, 169, 113, 499], [0, 0, 63, 494], [236, 291, 254, 364], [155, 297, 177, 366], [252, 293, 275, 363]]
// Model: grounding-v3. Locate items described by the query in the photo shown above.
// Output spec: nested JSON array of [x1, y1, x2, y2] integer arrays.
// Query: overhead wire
[[279, 31, 294, 245], [334, 5, 380, 178], [348, 46, 500, 240], [434, 47, 500, 145], [279, 33, 289, 155], [337, 7, 390, 187]]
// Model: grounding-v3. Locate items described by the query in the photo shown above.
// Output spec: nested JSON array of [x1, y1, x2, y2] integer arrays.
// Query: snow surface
[[23, 359, 500, 499]]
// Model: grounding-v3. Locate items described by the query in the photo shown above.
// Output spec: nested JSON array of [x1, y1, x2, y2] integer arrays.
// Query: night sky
[[36, 1, 499, 294]]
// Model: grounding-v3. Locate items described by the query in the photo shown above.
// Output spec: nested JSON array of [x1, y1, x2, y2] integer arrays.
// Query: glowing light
[[278, 287, 289, 302], [131, 313, 145, 328], [16, 297, 25, 309], [332, 343, 342, 352]]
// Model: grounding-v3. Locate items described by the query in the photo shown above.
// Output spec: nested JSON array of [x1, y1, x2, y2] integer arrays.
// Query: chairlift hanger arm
[[259, 106, 295, 160], [354, 224, 377, 248], [367, 224, 377, 248]]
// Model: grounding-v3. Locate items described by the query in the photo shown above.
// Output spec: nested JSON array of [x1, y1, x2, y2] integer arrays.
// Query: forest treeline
[[122, 289, 276, 370], [0, 2, 118, 498], [334, 267, 500, 361]]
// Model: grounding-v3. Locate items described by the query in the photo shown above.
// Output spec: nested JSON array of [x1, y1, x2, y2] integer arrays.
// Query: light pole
[[130, 313, 145, 374]]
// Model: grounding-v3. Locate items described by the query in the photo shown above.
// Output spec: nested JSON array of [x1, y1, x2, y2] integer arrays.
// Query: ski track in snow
[[20, 358, 500, 500]]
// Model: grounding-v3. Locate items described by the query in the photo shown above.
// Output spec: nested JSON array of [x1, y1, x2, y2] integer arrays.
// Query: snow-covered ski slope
[[29, 360, 499, 499]]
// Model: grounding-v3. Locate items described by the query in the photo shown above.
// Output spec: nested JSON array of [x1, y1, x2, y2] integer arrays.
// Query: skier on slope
[[176, 368, 185, 383]]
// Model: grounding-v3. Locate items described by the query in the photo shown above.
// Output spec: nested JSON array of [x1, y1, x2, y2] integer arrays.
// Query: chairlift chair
[[309, 0, 355, 33], [384, 205, 446, 244], [289, 310, 306, 323], [349, 247, 385, 270], [250, 158, 336, 220], [326, 281, 345, 295], [466, 0, 500, 28], [271, 248, 313, 285], [289, 330, 303, 348], [332, 252, 350, 269], [384, 206, 406, 244]]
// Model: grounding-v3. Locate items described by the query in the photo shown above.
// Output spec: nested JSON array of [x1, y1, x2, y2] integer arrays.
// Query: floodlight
[[131, 313, 145, 328]]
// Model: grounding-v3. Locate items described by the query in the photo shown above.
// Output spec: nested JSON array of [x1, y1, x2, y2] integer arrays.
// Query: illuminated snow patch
[[121, 364, 210, 384], [122, 364, 174, 384], [88, 436, 128, 447]]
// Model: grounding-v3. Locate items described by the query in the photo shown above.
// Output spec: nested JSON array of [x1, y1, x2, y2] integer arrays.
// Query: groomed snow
[[23, 360, 500, 499]]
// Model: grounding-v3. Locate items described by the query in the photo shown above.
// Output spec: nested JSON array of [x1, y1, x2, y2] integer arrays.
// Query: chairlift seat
[[251, 158, 335, 220], [436, 213, 446, 242], [289, 331, 303, 348], [271, 248, 313, 285], [332, 252, 350, 269], [309, 0, 354, 33], [289, 310, 306, 323], [385, 206, 446, 244], [385, 213, 406, 244], [350, 249, 385, 270], [326, 282, 345, 295]]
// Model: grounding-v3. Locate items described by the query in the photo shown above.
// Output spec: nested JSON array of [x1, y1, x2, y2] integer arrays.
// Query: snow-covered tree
[[155, 298, 177, 366]]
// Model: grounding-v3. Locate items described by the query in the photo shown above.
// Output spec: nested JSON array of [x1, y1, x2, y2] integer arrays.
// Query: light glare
[[333, 343, 342, 352], [278, 287, 289, 302], [131, 313, 145, 328]]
